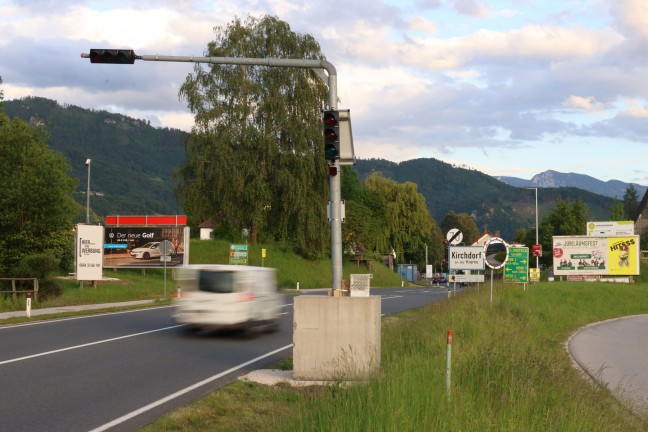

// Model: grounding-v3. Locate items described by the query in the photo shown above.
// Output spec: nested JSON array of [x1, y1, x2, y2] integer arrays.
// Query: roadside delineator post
[[446, 329, 453, 399], [26, 292, 32, 318]]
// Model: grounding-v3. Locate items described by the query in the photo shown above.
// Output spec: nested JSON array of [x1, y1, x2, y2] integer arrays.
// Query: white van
[[173, 265, 281, 333]]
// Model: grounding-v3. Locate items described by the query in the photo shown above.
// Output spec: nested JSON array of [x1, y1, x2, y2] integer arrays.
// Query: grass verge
[[142, 279, 648, 432]]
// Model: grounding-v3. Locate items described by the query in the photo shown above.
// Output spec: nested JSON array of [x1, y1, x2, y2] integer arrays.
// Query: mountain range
[[4, 96, 642, 240], [496, 171, 647, 199], [353, 158, 617, 239]]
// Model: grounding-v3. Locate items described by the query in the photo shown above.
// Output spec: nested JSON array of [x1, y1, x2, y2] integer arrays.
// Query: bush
[[15, 253, 60, 280], [38, 279, 63, 300]]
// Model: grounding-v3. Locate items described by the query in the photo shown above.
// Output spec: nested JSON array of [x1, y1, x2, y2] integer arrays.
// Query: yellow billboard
[[552, 235, 640, 276], [607, 236, 639, 275]]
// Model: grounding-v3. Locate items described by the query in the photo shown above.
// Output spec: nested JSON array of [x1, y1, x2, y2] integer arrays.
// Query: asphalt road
[[0, 286, 458, 432], [568, 314, 648, 416]]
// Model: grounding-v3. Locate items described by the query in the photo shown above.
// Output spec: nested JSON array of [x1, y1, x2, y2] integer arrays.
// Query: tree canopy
[[0, 93, 78, 275], [360, 173, 444, 265], [441, 210, 481, 245], [176, 15, 330, 257], [623, 184, 639, 220]]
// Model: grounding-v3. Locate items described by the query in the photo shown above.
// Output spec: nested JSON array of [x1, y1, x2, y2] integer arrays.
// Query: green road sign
[[230, 244, 248, 251], [504, 247, 529, 283]]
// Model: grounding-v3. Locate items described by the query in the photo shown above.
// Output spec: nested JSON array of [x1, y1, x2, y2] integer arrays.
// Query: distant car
[[130, 242, 163, 260]]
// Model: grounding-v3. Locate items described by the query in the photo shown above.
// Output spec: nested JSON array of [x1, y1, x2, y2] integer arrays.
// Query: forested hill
[[2, 97, 615, 239], [4, 97, 188, 218], [353, 158, 615, 240]]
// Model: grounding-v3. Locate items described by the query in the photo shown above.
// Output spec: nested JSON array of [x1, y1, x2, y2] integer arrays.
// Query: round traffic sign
[[446, 228, 463, 245], [159, 240, 174, 256], [484, 237, 508, 269]]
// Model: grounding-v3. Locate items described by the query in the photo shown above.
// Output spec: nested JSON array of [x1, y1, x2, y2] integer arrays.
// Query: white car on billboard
[[130, 242, 164, 260]]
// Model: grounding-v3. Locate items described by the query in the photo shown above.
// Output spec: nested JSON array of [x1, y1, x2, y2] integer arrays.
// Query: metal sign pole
[[490, 268, 494, 305]]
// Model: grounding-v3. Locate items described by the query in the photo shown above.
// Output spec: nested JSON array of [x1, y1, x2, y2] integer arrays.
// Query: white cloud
[[611, 0, 648, 41], [453, 0, 490, 18], [409, 16, 437, 35], [399, 25, 622, 72], [620, 99, 648, 118], [563, 95, 605, 111]]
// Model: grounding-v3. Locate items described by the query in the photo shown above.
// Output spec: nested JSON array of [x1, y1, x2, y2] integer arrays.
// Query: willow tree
[[362, 173, 443, 265], [176, 16, 330, 257]]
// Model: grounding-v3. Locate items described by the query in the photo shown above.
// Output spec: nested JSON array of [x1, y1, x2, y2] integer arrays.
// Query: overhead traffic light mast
[[81, 49, 347, 292]]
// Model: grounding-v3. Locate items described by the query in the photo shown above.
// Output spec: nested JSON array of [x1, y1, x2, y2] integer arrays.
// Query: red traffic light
[[88, 49, 137, 64], [323, 110, 340, 161], [323, 111, 338, 127]]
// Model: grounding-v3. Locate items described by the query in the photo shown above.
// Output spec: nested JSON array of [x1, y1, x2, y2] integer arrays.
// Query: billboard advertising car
[[552, 235, 640, 276], [103, 218, 190, 268]]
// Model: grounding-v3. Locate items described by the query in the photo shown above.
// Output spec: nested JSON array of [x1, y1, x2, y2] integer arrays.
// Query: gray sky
[[1, 0, 647, 185]]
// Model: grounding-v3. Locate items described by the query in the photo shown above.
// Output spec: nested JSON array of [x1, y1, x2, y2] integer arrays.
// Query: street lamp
[[85, 159, 91, 224], [527, 187, 539, 269]]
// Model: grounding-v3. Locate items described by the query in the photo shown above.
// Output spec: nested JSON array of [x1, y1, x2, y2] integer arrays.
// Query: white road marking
[[0, 306, 174, 330], [0, 324, 185, 366], [89, 344, 294, 432]]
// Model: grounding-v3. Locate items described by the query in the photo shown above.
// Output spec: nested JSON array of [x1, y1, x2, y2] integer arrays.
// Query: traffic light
[[323, 110, 340, 162], [89, 49, 137, 64]]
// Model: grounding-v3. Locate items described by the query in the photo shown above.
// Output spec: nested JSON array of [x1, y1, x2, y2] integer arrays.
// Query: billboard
[[586, 221, 634, 236], [103, 225, 190, 268], [552, 235, 640, 276], [76, 224, 104, 280]]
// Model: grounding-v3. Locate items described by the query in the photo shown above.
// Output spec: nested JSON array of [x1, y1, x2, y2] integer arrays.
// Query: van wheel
[[266, 318, 280, 333], [181, 324, 200, 335]]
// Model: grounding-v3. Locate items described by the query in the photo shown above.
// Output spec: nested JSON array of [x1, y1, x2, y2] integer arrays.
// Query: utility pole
[[85, 158, 91, 224]]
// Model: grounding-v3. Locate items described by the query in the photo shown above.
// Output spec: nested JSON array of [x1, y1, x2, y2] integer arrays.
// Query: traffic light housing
[[323, 110, 340, 162], [89, 49, 137, 64]]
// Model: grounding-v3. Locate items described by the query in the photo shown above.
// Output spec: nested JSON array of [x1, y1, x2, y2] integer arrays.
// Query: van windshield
[[198, 271, 235, 293]]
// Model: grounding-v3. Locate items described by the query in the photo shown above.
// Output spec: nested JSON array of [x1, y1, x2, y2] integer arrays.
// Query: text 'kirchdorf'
[[452, 251, 483, 260]]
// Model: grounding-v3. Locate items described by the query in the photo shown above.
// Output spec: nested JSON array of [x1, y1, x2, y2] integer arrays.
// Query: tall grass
[[0, 268, 175, 312], [279, 279, 648, 431]]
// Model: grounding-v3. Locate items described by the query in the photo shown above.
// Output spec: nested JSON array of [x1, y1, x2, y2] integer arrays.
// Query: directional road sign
[[504, 247, 529, 283]]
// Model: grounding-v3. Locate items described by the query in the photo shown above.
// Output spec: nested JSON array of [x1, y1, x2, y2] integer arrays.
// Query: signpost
[[504, 247, 529, 287], [529, 268, 540, 283], [448, 246, 485, 270], [159, 240, 174, 298], [484, 237, 509, 305], [230, 244, 248, 265]]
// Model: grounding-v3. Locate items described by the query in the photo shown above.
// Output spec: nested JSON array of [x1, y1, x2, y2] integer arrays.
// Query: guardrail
[[0, 278, 39, 302]]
